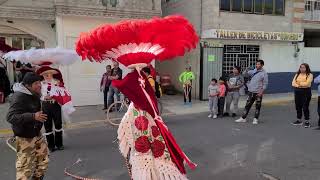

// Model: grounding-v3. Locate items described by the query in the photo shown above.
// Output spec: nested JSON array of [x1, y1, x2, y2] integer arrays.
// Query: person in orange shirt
[[292, 63, 313, 128], [143, 67, 156, 90], [217, 77, 227, 117], [142, 67, 162, 98]]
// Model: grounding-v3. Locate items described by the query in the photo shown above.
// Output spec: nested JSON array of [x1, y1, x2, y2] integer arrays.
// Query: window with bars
[[305, 0, 320, 21], [220, 0, 285, 15], [223, 45, 260, 75]]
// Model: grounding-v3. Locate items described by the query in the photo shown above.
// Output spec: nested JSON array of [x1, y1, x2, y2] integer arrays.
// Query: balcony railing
[[305, 0, 320, 21]]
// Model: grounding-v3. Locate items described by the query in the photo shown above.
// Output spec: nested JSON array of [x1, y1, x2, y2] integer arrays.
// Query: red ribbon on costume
[[136, 69, 197, 174], [154, 118, 197, 174], [112, 70, 197, 174]]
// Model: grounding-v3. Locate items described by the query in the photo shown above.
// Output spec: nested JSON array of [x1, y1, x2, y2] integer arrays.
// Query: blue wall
[[266, 72, 320, 94]]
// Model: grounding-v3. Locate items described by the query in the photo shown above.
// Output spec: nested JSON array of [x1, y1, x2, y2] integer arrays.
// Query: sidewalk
[[0, 92, 317, 137], [161, 92, 305, 115]]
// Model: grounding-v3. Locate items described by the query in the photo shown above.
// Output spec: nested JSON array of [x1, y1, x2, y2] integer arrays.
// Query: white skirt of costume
[[118, 103, 188, 180]]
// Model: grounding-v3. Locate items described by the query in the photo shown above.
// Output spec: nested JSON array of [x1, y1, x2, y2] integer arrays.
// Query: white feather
[[154, 48, 165, 55], [148, 44, 163, 54], [2, 47, 80, 65], [100, 43, 164, 62]]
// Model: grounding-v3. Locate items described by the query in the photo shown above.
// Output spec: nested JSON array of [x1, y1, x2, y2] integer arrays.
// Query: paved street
[[1, 93, 318, 136], [1, 100, 320, 180]]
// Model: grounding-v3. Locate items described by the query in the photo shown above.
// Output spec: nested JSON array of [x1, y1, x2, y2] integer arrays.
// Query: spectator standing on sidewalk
[[236, 60, 268, 125], [100, 65, 112, 110], [107, 61, 123, 110], [292, 63, 313, 128], [179, 66, 195, 105], [224, 66, 244, 117], [7, 72, 49, 180], [314, 74, 320, 130], [217, 77, 227, 117], [208, 78, 219, 119], [142, 67, 162, 98]]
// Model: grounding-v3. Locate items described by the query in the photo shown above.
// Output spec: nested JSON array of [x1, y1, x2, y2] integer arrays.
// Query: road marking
[[6, 137, 16, 152], [0, 129, 13, 135], [256, 139, 275, 162], [260, 172, 280, 180], [213, 144, 248, 174]]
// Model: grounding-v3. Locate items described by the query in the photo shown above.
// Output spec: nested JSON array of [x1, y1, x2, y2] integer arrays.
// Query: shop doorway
[[200, 46, 223, 100]]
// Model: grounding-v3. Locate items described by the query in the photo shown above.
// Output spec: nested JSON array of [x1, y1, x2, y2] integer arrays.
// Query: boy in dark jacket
[[7, 72, 49, 180]]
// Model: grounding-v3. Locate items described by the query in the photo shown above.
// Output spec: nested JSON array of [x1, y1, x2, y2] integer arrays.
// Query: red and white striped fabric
[[50, 85, 75, 116]]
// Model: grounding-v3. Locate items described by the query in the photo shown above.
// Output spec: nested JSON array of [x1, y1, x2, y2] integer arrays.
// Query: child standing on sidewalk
[[208, 78, 219, 119], [314, 74, 320, 130], [218, 77, 227, 117]]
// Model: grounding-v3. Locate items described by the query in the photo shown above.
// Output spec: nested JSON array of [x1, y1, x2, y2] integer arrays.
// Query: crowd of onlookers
[[100, 61, 162, 112], [3, 58, 320, 130], [206, 60, 320, 129], [207, 60, 268, 126], [98, 59, 320, 129], [100, 61, 123, 111]]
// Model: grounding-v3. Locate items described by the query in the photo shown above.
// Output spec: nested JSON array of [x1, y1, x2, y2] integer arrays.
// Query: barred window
[[220, 0, 285, 15], [305, 0, 320, 21]]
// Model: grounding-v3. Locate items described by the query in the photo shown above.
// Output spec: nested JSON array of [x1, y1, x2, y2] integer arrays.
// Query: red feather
[[75, 15, 198, 66]]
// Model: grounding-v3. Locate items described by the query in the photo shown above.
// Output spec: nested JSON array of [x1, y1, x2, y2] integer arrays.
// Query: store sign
[[202, 29, 304, 42]]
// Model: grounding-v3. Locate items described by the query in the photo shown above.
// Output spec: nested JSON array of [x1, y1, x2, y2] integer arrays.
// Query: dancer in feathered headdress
[[76, 15, 199, 180], [3, 47, 79, 152]]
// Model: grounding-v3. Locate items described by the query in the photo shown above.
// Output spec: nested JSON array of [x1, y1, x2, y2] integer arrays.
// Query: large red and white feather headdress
[[76, 15, 198, 68], [75, 15, 199, 174]]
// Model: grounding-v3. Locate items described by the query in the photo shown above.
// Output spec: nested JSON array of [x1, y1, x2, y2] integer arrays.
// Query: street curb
[[0, 112, 176, 138], [0, 97, 314, 138], [169, 97, 311, 116]]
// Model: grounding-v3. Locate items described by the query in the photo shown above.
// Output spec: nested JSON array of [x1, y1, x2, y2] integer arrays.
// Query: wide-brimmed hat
[[36, 66, 58, 76], [2, 47, 80, 65]]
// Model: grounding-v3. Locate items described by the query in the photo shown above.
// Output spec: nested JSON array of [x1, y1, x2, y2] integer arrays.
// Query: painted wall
[[260, 45, 320, 93], [260, 43, 301, 73], [56, 15, 131, 106], [160, 0, 201, 97]]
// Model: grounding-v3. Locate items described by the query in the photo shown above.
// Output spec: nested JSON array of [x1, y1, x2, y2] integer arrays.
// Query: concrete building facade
[[160, 0, 320, 100], [0, 0, 161, 105]]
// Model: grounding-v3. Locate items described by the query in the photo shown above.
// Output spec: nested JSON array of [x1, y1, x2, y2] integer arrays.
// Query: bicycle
[[106, 93, 163, 126], [106, 93, 130, 126]]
